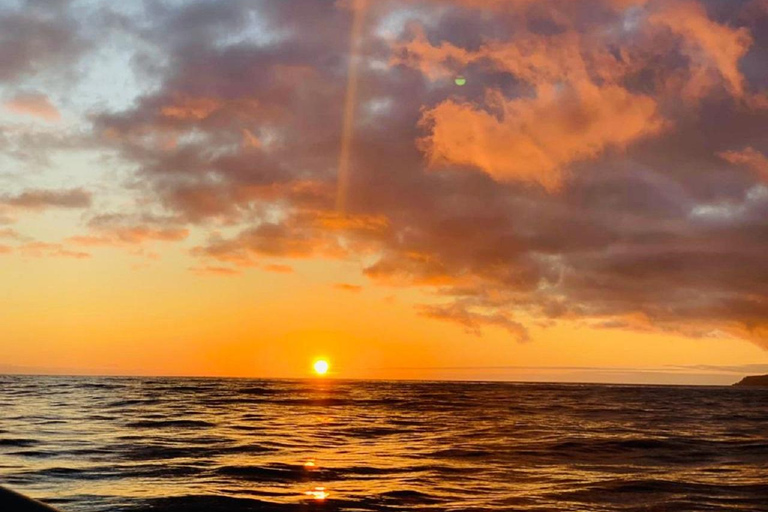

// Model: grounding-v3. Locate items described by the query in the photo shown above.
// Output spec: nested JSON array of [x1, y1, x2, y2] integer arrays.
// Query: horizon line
[[0, 371, 745, 387]]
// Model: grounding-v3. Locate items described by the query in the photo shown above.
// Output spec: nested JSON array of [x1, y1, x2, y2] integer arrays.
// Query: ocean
[[1, 376, 767, 511]]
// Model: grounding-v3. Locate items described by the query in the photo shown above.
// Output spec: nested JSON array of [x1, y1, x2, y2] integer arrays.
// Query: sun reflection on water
[[305, 486, 329, 501]]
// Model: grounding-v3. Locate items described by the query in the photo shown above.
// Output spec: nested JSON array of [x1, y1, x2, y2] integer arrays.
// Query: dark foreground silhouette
[[733, 374, 768, 387], [0, 487, 60, 512]]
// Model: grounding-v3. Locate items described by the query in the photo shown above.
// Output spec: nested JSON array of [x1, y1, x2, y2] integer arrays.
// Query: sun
[[313, 359, 330, 376]]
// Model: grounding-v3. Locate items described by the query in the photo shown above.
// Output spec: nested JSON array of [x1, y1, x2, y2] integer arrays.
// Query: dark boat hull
[[0, 487, 61, 512]]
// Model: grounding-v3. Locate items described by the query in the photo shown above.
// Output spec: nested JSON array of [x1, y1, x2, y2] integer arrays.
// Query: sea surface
[[1, 376, 767, 512]]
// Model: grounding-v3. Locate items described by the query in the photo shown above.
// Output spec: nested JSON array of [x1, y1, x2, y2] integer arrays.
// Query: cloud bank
[[2, 0, 767, 347]]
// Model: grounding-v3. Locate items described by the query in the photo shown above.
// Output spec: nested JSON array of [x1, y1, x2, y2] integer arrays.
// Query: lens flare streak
[[336, 0, 369, 213]]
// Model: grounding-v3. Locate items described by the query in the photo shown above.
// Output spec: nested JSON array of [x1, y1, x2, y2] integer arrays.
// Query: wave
[[124, 419, 216, 429], [0, 438, 38, 447], [123, 494, 293, 512], [3, 377, 767, 512], [429, 448, 492, 458], [214, 464, 318, 482], [553, 478, 768, 508], [377, 489, 444, 503], [106, 398, 163, 408]]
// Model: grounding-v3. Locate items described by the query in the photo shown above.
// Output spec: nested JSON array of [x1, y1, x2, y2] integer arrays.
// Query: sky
[[1, 0, 767, 385]]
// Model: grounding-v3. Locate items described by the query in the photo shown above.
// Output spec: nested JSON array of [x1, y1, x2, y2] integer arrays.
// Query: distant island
[[733, 374, 768, 387]]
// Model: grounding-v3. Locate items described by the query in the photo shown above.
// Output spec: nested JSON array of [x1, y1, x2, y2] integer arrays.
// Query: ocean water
[[1, 376, 767, 512]]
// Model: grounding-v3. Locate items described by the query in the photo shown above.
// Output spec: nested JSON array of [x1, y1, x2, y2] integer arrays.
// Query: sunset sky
[[1, 0, 767, 384]]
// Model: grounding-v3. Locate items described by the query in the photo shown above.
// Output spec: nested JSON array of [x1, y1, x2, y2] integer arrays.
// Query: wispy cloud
[[334, 283, 363, 292], [1, 188, 91, 210], [4, 93, 61, 122], [19, 241, 90, 259]]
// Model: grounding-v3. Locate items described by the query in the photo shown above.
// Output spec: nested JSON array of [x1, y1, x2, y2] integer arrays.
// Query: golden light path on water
[[336, 0, 369, 213]]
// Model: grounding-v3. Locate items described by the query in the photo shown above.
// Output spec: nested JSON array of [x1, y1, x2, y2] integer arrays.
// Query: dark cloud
[[191, 218, 347, 264], [1, 188, 92, 210], [0, 0, 88, 82], [79, 0, 768, 346]]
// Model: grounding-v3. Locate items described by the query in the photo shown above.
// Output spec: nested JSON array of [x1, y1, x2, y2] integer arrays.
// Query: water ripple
[[1, 376, 767, 512]]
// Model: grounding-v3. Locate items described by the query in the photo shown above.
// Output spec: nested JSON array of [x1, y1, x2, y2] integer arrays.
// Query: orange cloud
[[394, 1, 759, 191], [4, 93, 61, 122], [19, 242, 90, 259], [419, 85, 664, 190], [334, 283, 363, 292], [364, 251, 457, 287], [0, 228, 22, 240], [396, 29, 665, 189], [190, 265, 241, 277], [420, 0, 648, 12], [69, 227, 189, 246], [392, 29, 602, 85], [718, 147, 768, 182], [161, 95, 222, 120], [264, 264, 294, 274], [0, 244, 12, 254], [190, 210, 385, 268], [649, 0, 753, 102], [160, 94, 261, 123], [418, 303, 529, 340], [241, 128, 262, 149]]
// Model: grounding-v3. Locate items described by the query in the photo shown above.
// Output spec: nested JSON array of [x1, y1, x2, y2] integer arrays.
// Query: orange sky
[[1, 0, 767, 384]]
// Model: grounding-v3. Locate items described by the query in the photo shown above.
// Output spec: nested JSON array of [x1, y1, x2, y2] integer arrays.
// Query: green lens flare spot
[[454, 76, 467, 86]]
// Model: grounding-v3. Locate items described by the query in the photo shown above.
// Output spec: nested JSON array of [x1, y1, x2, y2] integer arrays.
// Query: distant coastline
[[733, 374, 768, 387]]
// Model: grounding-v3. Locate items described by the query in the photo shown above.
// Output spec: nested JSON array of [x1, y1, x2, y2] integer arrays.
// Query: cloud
[[418, 85, 664, 190], [264, 264, 294, 274], [418, 302, 529, 340], [669, 363, 768, 374], [18, 241, 90, 259], [1, 188, 92, 210], [63, 213, 189, 247], [70, 228, 188, 246], [193, 221, 340, 264], [649, 0, 753, 102], [190, 265, 241, 277], [189, 210, 387, 268], [160, 95, 223, 121], [719, 147, 768, 182], [392, 21, 668, 189], [0, 2, 88, 82], [4, 93, 61, 122], [48, 0, 767, 346], [0, 244, 12, 254], [0, 228, 24, 240], [68, 231, 187, 246], [364, 251, 457, 287], [334, 283, 363, 292]]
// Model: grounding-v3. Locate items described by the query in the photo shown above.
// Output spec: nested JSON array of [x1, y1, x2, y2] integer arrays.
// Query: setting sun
[[313, 359, 330, 376], [1, 0, 767, 511]]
